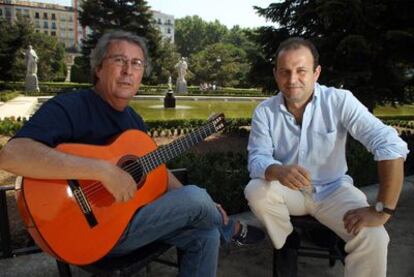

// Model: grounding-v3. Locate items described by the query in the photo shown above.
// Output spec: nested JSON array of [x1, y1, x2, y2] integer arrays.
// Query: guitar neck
[[140, 121, 217, 173]]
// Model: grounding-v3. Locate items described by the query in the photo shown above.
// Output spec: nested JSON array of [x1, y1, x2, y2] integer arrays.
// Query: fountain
[[164, 75, 176, 108]]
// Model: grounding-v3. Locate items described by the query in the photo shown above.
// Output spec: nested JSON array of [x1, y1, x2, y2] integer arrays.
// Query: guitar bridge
[[68, 180, 98, 228]]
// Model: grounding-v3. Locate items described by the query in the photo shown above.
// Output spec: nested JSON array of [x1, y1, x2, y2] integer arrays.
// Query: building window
[[51, 31, 56, 36], [44, 21, 48, 28], [52, 22, 56, 29], [35, 20, 40, 28], [35, 12, 39, 19], [23, 9, 30, 17], [5, 7, 11, 18], [68, 16, 73, 22], [44, 30, 48, 34], [157, 18, 161, 24], [16, 8, 21, 16], [0, 9, 3, 17], [167, 28, 171, 34], [51, 13, 56, 20], [43, 12, 48, 19]]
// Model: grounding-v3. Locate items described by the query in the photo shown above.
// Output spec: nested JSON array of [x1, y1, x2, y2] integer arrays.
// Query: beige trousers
[[244, 179, 389, 277]]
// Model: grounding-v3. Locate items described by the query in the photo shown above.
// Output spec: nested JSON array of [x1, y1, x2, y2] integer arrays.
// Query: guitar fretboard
[[139, 121, 217, 174]]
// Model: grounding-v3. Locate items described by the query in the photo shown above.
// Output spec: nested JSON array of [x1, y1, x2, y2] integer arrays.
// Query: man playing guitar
[[0, 30, 264, 276]]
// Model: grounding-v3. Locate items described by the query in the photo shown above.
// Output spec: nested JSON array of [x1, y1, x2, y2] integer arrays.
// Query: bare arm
[[376, 158, 404, 209], [0, 138, 137, 202], [343, 158, 404, 235]]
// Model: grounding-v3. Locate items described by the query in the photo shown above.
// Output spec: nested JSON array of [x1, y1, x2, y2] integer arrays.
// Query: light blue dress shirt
[[248, 83, 409, 201]]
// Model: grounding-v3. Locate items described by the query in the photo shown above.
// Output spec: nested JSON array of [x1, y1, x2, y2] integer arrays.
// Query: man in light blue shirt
[[245, 37, 408, 277]]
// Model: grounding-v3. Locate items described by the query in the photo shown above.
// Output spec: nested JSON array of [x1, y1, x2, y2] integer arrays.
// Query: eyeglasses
[[105, 55, 146, 70]]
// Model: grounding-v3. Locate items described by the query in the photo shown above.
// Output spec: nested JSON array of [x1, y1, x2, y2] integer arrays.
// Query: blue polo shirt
[[14, 89, 146, 147]]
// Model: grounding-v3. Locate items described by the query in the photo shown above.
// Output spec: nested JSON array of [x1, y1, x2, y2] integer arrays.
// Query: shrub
[[168, 151, 250, 215], [0, 91, 21, 102], [0, 117, 26, 136]]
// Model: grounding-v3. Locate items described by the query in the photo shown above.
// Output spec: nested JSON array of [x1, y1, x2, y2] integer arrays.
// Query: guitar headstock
[[208, 113, 226, 132]]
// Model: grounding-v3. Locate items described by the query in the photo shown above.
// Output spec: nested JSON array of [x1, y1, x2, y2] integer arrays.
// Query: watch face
[[375, 202, 384, 212]]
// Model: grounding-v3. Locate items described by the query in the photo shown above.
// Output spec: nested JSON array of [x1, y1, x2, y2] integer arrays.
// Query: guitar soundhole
[[118, 155, 145, 188]]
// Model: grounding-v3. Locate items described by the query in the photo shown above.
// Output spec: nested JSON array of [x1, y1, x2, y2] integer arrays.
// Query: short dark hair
[[275, 37, 319, 70], [90, 30, 151, 84]]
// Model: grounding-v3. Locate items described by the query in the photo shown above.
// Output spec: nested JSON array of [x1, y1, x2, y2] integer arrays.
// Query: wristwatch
[[374, 201, 395, 215]]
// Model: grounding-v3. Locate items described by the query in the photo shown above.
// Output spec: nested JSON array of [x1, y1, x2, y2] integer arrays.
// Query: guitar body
[[16, 129, 168, 265]]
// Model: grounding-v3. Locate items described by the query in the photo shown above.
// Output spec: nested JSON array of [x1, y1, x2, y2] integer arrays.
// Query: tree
[[78, 0, 162, 84], [0, 17, 66, 82], [189, 43, 249, 88], [152, 39, 181, 85], [0, 17, 33, 81], [225, 26, 262, 88], [253, 0, 414, 109], [175, 16, 228, 57], [23, 33, 66, 82]]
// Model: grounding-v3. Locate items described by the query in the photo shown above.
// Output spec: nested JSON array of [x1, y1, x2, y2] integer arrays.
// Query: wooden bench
[[272, 215, 346, 277], [1, 168, 188, 276]]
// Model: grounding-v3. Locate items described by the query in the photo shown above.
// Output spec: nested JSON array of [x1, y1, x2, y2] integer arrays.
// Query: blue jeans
[[109, 185, 236, 277]]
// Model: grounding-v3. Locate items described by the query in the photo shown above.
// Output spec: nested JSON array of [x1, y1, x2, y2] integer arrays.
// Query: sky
[[36, 0, 276, 29]]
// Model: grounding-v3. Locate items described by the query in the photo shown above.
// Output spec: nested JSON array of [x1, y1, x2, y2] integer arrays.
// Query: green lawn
[[374, 104, 414, 116], [130, 100, 260, 121], [130, 99, 414, 121]]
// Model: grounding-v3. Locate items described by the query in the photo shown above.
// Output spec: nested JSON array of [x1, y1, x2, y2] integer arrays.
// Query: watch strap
[[382, 207, 395, 215]]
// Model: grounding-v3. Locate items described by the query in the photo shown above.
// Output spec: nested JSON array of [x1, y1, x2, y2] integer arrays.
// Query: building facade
[[152, 10, 175, 43], [0, 0, 175, 50], [0, 0, 77, 49]]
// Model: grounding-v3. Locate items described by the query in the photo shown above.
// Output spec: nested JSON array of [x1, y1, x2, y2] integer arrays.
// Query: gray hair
[[90, 30, 152, 84]]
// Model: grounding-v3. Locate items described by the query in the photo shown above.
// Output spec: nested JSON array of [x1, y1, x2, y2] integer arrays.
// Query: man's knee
[[347, 226, 389, 254], [197, 228, 221, 245], [180, 185, 215, 210], [245, 179, 267, 201], [364, 227, 390, 249]]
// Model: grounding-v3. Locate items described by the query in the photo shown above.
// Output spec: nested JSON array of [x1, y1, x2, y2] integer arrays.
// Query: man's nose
[[121, 61, 132, 74], [288, 72, 298, 83]]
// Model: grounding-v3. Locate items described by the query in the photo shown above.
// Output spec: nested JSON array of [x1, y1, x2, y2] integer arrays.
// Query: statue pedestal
[[164, 90, 176, 108], [176, 80, 187, 93], [25, 74, 39, 93]]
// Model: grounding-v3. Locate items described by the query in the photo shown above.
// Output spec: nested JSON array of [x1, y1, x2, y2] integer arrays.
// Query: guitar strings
[[84, 125, 215, 205], [80, 122, 218, 202], [84, 123, 216, 205], [84, 122, 212, 197]]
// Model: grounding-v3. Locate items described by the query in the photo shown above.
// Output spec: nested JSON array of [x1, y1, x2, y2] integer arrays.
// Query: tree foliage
[[189, 43, 249, 87], [253, 0, 414, 109], [175, 16, 229, 58], [78, 0, 162, 84], [174, 17, 260, 88], [0, 17, 66, 82]]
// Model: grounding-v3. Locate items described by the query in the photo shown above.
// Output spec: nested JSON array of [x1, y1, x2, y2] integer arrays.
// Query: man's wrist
[[374, 201, 395, 215]]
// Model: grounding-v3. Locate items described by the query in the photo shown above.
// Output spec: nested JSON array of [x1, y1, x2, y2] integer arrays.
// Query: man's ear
[[273, 67, 277, 80], [95, 65, 102, 80], [314, 65, 321, 82]]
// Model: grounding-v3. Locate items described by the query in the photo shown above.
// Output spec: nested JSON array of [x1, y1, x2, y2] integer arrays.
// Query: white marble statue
[[175, 57, 188, 93], [168, 75, 173, 91], [24, 45, 40, 92], [25, 45, 38, 76]]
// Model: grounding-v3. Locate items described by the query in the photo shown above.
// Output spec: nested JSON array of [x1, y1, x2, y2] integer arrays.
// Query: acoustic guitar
[[16, 114, 225, 265]]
